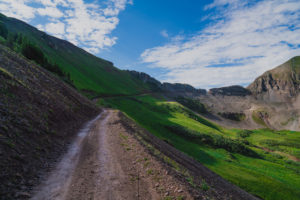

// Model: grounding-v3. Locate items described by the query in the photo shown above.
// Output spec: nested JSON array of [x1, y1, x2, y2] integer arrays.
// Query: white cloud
[[44, 22, 65, 38], [160, 30, 169, 38], [0, 0, 36, 21], [0, 0, 132, 54], [37, 6, 64, 18], [141, 0, 300, 89]]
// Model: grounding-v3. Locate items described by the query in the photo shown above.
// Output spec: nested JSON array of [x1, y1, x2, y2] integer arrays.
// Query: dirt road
[[31, 110, 193, 200]]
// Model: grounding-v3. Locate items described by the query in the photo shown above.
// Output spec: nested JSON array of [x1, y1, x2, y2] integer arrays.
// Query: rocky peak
[[247, 56, 300, 99]]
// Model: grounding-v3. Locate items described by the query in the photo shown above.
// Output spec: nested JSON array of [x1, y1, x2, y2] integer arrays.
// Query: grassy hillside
[[101, 95, 300, 200], [0, 13, 151, 97]]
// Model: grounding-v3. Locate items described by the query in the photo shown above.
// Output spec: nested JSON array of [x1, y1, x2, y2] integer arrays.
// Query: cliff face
[[209, 85, 252, 96], [247, 57, 300, 101], [161, 83, 207, 95]]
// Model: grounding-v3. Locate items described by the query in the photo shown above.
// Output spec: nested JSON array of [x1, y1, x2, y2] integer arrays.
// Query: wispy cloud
[[0, 0, 132, 54], [141, 0, 300, 89], [160, 30, 169, 38]]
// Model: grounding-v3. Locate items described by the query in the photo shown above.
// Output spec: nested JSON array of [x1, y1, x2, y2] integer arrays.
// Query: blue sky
[[1, 0, 300, 89], [99, 0, 213, 77]]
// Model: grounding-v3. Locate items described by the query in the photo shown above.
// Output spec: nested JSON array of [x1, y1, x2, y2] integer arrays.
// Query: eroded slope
[[0, 44, 99, 199]]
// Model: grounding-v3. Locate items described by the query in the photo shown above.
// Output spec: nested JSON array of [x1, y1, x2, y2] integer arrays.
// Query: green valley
[[101, 95, 300, 200]]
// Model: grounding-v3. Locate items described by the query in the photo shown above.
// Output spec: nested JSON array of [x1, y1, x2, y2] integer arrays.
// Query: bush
[[218, 112, 246, 121], [237, 130, 252, 138]]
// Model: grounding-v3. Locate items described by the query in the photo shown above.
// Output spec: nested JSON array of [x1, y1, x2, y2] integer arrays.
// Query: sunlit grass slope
[[0, 14, 150, 97], [102, 95, 300, 200]]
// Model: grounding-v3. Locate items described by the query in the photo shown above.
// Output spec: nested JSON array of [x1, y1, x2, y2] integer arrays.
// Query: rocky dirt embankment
[[0, 45, 99, 199]]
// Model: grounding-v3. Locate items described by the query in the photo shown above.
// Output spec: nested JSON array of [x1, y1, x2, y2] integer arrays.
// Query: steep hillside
[[248, 56, 300, 102], [0, 44, 99, 199], [0, 13, 151, 98]]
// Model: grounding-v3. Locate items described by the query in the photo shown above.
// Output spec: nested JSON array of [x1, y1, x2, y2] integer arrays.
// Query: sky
[[1, 0, 300, 89]]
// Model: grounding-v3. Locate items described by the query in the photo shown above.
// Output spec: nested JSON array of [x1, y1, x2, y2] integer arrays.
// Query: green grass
[[102, 95, 300, 200], [252, 111, 267, 126]]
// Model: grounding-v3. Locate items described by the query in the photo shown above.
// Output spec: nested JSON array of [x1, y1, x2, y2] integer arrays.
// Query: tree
[[0, 22, 8, 39]]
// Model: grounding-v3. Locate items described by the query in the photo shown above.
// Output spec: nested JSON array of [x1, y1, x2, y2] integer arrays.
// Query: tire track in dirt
[[30, 113, 103, 200], [31, 110, 192, 200]]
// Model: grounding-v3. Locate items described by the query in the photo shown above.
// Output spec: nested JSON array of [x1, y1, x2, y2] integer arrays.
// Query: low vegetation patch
[[218, 112, 246, 121], [175, 96, 207, 114], [165, 125, 258, 157], [237, 129, 253, 138], [252, 110, 268, 126]]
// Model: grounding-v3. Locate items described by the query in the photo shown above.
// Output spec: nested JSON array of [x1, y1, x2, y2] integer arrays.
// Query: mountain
[[248, 56, 300, 102], [204, 57, 300, 131]]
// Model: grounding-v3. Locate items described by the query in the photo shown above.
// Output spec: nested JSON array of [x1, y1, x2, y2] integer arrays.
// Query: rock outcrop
[[161, 83, 207, 95], [127, 70, 207, 95], [209, 85, 251, 96], [247, 57, 300, 101]]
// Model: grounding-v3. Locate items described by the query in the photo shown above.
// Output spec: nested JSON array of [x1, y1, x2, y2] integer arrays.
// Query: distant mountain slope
[[0, 13, 151, 98], [0, 44, 99, 199], [194, 56, 300, 131], [248, 56, 300, 101], [209, 85, 251, 96]]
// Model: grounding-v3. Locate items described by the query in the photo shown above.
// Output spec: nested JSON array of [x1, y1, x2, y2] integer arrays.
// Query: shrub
[[237, 129, 252, 138], [201, 180, 210, 191], [218, 112, 246, 121]]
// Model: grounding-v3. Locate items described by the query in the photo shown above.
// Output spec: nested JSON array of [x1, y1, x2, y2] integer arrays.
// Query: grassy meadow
[[101, 95, 300, 200]]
